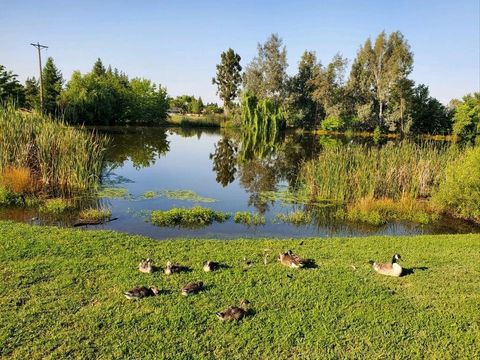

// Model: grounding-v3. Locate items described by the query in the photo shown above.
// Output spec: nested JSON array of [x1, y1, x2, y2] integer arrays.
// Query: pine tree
[[42, 57, 63, 115], [212, 48, 242, 115]]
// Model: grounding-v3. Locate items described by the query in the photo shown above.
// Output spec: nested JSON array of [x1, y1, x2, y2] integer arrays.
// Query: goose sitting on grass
[[216, 300, 250, 321], [369, 254, 403, 277], [203, 261, 220, 272], [138, 258, 155, 273], [181, 281, 204, 296], [164, 261, 188, 275], [123, 286, 159, 300], [279, 250, 305, 268]]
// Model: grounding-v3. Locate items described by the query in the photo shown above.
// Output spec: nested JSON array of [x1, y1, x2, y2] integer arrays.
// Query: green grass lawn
[[0, 221, 479, 359]]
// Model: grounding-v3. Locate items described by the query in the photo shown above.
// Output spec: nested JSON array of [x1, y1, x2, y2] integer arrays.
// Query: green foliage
[[240, 92, 286, 160], [40, 198, 72, 214], [275, 210, 313, 226], [167, 114, 224, 127], [452, 93, 480, 140], [0, 186, 22, 206], [373, 126, 382, 143], [78, 207, 112, 222], [1, 221, 480, 358], [212, 48, 242, 114], [243, 33, 288, 103], [210, 137, 238, 187], [169, 95, 205, 114], [300, 142, 457, 203], [233, 211, 266, 226], [23, 77, 39, 110], [42, 57, 63, 116], [0, 64, 25, 106], [0, 105, 107, 197], [320, 115, 345, 131], [151, 206, 230, 227], [433, 145, 480, 223], [160, 190, 216, 203], [97, 187, 131, 199], [61, 59, 168, 125]]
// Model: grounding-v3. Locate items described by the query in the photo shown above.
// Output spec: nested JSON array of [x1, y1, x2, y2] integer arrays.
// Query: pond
[[1, 126, 478, 238]]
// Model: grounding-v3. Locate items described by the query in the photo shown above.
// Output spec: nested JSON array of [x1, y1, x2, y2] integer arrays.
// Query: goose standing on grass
[[124, 286, 159, 300], [181, 281, 204, 296], [164, 261, 188, 275], [138, 258, 154, 273], [216, 300, 250, 321], [279, 250, 305, 268], [369, 254, 403, 277], [203, 261, 219, 272]]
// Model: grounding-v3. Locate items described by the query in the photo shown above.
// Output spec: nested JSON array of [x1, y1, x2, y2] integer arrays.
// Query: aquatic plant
[[300, 141, 456, 204], [0, 105, 108, 197], [79, 208, 112, 222], [159, 190, 216, 203], [97, 187, 131, 199], [40, 198, 73, 214], [151, 206, 230, 227], [0, 186, 22, 206], [275, 210, 313, 226], [233, 211, 266, 226], [141, 191, 157, 199]]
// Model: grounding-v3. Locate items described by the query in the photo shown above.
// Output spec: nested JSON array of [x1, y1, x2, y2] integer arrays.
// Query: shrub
[[433, 145, 480, 223], [233, 211, 266, 226], [151, 206, 230, 227], [0, 186, 22, 206], [452, 93, 480, 140], [320, 115, 344, 131]]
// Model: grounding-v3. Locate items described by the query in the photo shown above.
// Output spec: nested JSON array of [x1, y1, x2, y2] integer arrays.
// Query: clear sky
[[1, 0, 479, 104]]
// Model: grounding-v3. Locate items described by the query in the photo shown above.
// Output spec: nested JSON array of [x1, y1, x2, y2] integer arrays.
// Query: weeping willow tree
[[240, 92, 286, 160]]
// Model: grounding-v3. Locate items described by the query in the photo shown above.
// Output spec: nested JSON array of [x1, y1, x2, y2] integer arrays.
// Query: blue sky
[[1, 0, 478, 104]]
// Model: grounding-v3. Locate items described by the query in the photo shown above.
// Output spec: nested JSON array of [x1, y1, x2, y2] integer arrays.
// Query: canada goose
[[164, 261, 188, 275], [138, 258, 154, 273], [369, 254, 403, 277], [216, 300, 250, 321], [203, 261, 220, 272], [181, 281, 204, 296], [279, 250, 305, 268], [123, 286, 159, 300]]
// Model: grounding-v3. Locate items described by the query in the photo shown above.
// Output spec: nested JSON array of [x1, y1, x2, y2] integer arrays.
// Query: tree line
[[212, 32, 479, 137]]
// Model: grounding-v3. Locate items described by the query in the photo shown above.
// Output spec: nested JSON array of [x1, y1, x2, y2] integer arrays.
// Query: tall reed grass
[[0, 105, 108, 197], [300, 142, 458, 203]]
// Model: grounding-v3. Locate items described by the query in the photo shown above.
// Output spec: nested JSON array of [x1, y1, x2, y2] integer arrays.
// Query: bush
[[233, 211, 266, 226], [275, 210, 313, 226], [79, 208, 112, 222], [151, 206, 230, 227], [320, 115, 345, 131], [433, 145, 480, 223], [1, 166, 33, 195], [0, 186, 22, 206]]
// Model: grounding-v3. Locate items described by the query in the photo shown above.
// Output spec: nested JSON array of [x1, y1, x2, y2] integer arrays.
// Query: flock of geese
[[123, 250, 404, 321]]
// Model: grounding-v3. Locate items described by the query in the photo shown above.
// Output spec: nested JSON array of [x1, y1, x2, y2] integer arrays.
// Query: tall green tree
[[285, 51, 321, 127], [42, 57, 63, 116], [348, 31, 413, 129], [0, 65, 25, 105], [212, 48, 242, 115], [24, 77, 39, 110], [92, 58, 106, 77], [243, 34, 288, 103]]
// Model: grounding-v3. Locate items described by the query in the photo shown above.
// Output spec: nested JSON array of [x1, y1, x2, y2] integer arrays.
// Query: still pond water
[[1, 127, 478, 239]]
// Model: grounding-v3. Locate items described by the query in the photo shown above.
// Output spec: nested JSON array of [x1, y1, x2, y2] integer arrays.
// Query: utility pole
[[30, 42, 48, 113]]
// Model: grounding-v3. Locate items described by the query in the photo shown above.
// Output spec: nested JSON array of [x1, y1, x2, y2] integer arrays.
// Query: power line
[[30, 42, 48, 113]]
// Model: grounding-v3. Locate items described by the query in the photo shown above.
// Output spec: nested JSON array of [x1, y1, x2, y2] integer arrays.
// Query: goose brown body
[[123, 286, 159, 300], [181, 281, 203, 296], [279, 250, 305, 268], [164, 261, 188, 275], [216, 300, 250, 321], [370, 254, 403, 277], [203, 261, 219, 272]]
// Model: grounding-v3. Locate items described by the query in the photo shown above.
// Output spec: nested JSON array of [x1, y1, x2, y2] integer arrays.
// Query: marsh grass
[[0, 106, 108, 197], [151, 206, 230, 227], [159, 190, 216, 203], [300, 141, 457, 203], [233, 211, 266, 226], [167, 114, 225, 127], [1, 221, 479, 359]]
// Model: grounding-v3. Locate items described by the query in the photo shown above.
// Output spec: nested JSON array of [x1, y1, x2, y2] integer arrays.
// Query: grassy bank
[[166, 114, 225, 127], [1, 221, 479, 359]]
